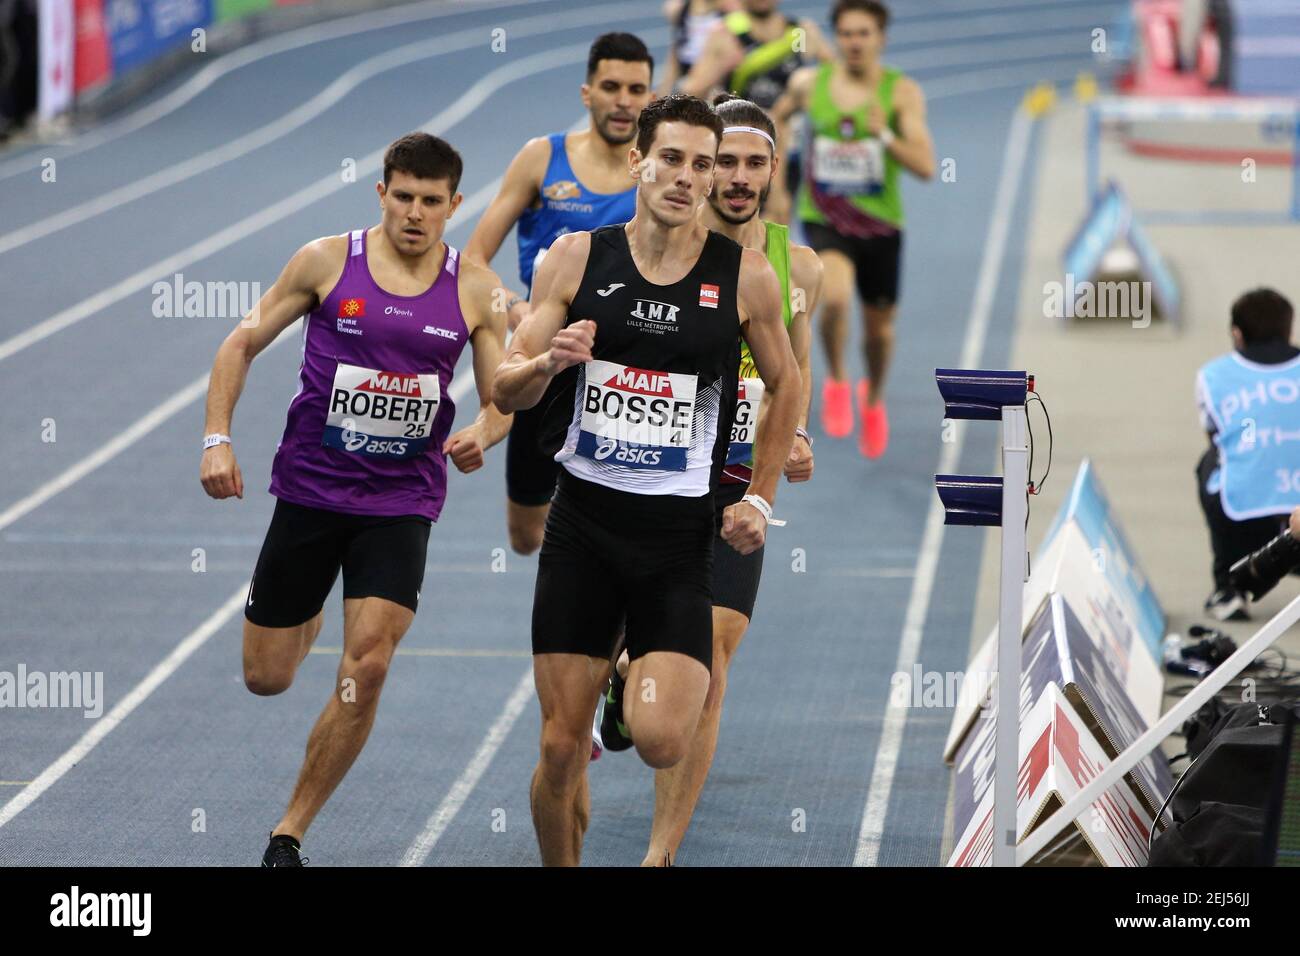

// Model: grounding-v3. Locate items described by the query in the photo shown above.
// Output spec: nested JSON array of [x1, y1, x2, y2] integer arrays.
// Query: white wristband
[[742, 493, 787, 527], [879, 127, 896, 147], [203, 433, 231, 450]]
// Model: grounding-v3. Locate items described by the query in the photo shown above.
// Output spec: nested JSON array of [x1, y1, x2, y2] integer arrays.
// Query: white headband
[[722, 125, 776, 150]]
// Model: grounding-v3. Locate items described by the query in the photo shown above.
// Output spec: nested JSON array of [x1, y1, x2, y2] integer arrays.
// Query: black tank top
[[554, 223, 742, 497]]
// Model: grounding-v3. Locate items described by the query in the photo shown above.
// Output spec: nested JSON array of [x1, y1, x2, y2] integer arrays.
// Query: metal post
[[1085, 102, 1100, 212], [1291, 105, 1300, 223], [994, 404, 1029, 866]]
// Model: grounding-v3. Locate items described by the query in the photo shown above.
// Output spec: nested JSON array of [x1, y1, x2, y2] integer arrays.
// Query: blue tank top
[[515, 132, 637, 292], [1197, 350, 1300, 520]]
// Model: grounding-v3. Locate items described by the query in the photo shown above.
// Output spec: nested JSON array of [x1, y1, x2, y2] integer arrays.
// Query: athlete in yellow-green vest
[[595, 95, 823, 866], [772, 0, 935, 459], [679, 0, 834, 223]]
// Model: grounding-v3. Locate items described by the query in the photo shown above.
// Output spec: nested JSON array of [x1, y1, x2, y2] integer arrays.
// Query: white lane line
[[0, 3, 661, 254], [0, 0, 546, 182], [0, 42, 591, 366], [0, 375, 210, 532], [0, 582, 249, 829], [852, 106, 1035, 867], [400, 666, 535, 867]]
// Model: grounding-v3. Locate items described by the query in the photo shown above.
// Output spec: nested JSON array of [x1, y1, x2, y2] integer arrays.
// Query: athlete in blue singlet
[[465, 32, 652, 557]]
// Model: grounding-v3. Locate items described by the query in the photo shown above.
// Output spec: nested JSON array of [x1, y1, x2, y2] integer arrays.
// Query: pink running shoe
[[821, 379, 853, 438], [857, 381, 889, 459]]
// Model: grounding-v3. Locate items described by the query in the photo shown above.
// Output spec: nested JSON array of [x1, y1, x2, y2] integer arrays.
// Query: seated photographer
[[1196, 288, 1300, 620]]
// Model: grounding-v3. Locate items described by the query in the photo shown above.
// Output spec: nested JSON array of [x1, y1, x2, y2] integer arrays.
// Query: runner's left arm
[[783, 244, 823, 482], [722, 249, 801, 554], [444, 261, 513, 474], [879, 76, 935, 180]]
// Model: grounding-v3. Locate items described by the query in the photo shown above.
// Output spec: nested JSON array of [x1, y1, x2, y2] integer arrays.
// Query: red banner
[[73, 0, 112, 93]]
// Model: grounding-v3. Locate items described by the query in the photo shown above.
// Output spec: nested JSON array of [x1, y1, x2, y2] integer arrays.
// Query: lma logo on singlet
[[576, 360, 697, 470], [630, 298, 681, 335]]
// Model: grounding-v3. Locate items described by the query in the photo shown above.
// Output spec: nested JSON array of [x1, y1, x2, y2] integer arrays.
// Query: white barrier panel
[[37, 0, 75, 121], [948, 683, 1153, 867], [944, 460, 1165, 762]]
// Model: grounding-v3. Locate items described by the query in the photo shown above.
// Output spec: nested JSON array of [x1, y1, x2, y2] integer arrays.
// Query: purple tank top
[[269, 228, 470, 521]]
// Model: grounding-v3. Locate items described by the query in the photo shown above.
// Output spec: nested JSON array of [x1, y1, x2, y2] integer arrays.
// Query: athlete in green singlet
[[771, 0, 934, 459]]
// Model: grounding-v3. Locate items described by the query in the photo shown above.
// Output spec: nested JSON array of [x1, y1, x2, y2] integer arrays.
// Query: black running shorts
[[245, 498, 431, 628], [712, 481, 765, 620], [505, 402, 560, 507], [800, 220, 903, 308], [531, 470, 715, 671]]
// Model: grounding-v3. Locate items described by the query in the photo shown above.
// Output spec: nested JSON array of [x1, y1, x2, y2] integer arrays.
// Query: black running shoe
[[261, 833, 308, 867], [1204, 587, 1250, 622], [600, 669, 634, 752]]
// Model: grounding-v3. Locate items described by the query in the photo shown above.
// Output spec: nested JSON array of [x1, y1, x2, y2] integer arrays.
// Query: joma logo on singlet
[[630, 299, 680, 324]]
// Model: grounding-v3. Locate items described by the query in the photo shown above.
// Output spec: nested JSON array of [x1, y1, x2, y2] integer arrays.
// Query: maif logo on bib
[[323, 363, 440, 459], [576, 360, 696, 471]]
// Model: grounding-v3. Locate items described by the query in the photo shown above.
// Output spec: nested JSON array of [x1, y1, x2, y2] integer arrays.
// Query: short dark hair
[[383, 132, 463, 194], [1232, 287, 1294, 344], [635, 93, 723, 158], [587, 32, 654, 81], [831, 0, 889, 30], [712, 93, 775, 152]]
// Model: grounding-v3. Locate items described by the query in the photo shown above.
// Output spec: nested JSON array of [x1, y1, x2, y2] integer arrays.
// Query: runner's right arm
[[200, 236, 341, 500], [491, 231, 593, 414], [464, 137, 549, 331]]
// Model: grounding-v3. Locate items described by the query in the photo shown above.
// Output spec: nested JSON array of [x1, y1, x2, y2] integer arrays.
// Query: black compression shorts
[[712, 481, 765, 620], [800, 220, 903, 308], [531, 470, 715, 671], [245, 498, 431, 628]]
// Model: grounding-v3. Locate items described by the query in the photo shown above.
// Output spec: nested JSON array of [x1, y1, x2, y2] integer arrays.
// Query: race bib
[[323, 362, 440, 460], [575, 359, 696, 471], [726, 377, 765, 465], [811, 134, 885, 196]]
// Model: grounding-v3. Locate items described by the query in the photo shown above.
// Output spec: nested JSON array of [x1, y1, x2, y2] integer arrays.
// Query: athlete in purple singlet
[[200, 133, 512, 867]]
